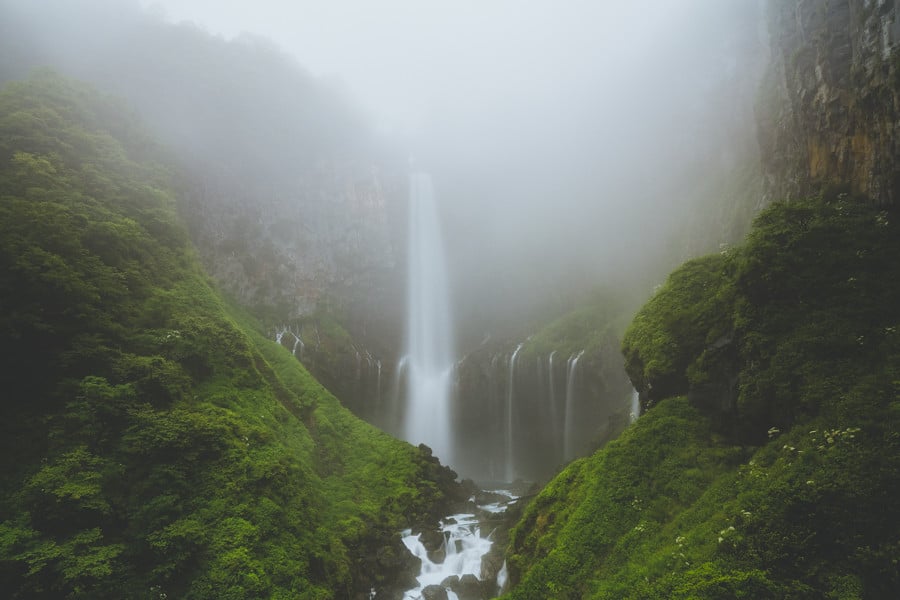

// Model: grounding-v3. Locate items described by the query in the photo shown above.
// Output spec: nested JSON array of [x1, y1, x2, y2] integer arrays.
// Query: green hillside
[[0, 72, 455, 599], [504, 191, 900, 598]]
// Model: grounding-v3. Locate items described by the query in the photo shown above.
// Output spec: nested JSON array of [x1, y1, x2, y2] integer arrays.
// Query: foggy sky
[[138, 1, 751, 138], [6, 0, 767, 341], [136, 1, 765, 317]]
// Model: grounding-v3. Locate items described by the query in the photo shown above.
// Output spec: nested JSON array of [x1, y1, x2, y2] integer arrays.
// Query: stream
[[399, 489, 519, 600]]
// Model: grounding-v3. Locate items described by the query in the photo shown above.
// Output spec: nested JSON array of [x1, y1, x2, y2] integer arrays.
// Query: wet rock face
[[452, 339, 633, 481], [761, 0, 900, 204], [185, 160, 402, 316]]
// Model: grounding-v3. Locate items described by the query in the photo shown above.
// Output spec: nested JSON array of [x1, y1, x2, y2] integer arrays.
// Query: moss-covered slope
[[505, 192, 900, 598], [0, 72, 454, 599]]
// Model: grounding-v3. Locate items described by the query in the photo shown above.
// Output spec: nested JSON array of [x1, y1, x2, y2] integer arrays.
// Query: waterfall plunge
[[403, 173, 455, 464]]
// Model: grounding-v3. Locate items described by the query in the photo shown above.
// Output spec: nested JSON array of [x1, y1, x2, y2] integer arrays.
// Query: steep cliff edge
[[761, 0, 900, 204]]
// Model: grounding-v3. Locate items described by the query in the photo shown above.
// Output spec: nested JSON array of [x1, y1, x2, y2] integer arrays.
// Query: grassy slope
[[505, 192, 900, 598], [0, 72, 449, 599]]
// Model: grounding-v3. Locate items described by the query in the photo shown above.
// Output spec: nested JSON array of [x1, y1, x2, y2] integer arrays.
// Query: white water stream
[[401, 514, 490, 599], [400, 490, 518, 599]]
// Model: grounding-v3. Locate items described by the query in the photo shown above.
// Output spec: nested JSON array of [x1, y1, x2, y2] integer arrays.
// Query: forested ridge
[[503, 191, 900, 598], [0, 72, 457, 599]]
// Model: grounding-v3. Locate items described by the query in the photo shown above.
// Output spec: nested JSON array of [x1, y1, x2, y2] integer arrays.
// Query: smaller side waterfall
[[630, 388, 640, 422], [506, 343, 524, 482], [273, 325, 303, 359], [548, 350, 559, 457], [496, 560, 509, 596], [375, 359, 382, 406], [563, 350, 585, 461]]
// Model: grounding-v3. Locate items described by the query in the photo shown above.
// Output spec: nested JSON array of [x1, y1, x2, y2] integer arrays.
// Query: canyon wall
[[761, 0, 900, 204]]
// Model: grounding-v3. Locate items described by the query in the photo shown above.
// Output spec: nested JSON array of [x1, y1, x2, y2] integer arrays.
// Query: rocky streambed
[[389, 485, 529, 600]]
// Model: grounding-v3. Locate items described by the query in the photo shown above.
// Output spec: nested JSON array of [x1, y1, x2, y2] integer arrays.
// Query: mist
[[1, 0, 767, 346]]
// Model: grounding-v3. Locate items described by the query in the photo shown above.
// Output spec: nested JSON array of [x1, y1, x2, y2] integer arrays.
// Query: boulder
[[421, 584, 448, 600], [457, 574, 483, 600]]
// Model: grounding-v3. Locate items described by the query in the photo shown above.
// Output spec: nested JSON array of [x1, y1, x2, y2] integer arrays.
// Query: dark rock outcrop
[[456, 573, 483, 600], [452, 336, 633, 482], [421, 584, 448, 600], [761, 0, 900, 205]]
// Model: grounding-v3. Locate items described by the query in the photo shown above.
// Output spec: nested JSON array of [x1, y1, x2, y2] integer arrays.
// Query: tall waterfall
[[403, 173, 455, 464]]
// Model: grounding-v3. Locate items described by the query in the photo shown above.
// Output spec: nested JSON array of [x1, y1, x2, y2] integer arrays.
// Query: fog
[[1, 0, 767, 345]]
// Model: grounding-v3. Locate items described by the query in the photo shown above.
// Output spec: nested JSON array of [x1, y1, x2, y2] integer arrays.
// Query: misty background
[[0, 0, 767, 350]]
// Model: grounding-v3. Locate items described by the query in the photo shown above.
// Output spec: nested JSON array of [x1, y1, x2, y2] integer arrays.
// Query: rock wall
[[452, 339, 634, 483], [761, 0, 900, 204], [183, 161, 403, 320]]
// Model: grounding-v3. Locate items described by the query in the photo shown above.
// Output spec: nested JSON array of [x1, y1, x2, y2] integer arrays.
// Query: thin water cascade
[[506, 343, 524, 482], [274, 326, 303, 359], [403, 173, 455, 464], [496, 560, 509, 596], [548, 350, 559, 455], [563, 350, 585, 461], [488, 354, 502, 480], [375, 360, 382, 406], [630, 388, 640, 423]]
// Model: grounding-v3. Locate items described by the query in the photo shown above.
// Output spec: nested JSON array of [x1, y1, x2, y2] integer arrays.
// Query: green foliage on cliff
[[622, 255, 735, 403], [504, 192, 900, 598], [521, 295, 626, 362], [0, 72, 451, 599]]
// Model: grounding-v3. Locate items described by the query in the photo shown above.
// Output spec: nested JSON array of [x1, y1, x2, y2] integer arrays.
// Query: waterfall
[[375, 360, 382, 406], [506, 343, 524, 482], [496, 560, 509, 595], [392, 356, 410, 433], [548, 350, 559, 457], [630, 388, 640, 422], [489, 353, 501, 480], [404, 173, 455, 464], [291, 333, 303, 359], [563, 350, 585, 461]]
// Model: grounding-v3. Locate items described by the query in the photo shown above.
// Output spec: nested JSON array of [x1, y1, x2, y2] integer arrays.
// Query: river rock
[[418, 529, 444, 553], [457, 574, 483, 600], [421, 584, 448, 600], [440, 575, 460, 588]]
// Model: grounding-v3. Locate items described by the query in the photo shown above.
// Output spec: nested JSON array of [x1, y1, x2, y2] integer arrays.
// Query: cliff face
[[182, 160, 401, 319], [761, 0, 900, 204]]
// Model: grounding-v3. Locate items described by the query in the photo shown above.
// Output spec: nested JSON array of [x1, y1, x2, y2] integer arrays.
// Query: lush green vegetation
[[622, 255, 734, 405], [505, 191, 900, 598], [0, 72, 455, 599], [520, 293, 628, 363]]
